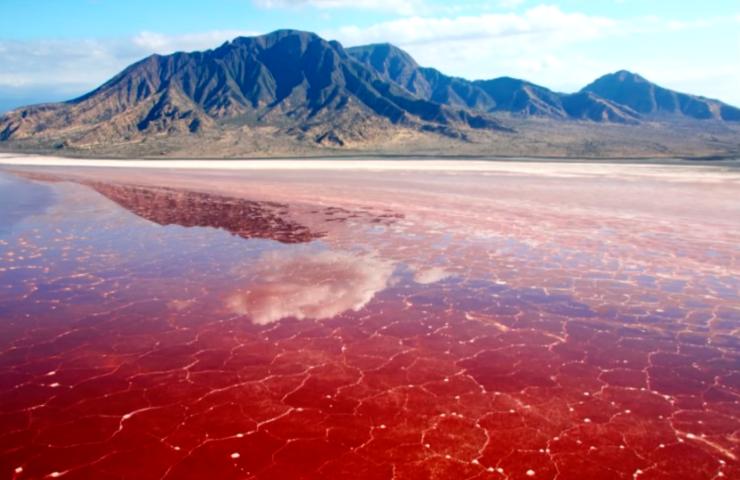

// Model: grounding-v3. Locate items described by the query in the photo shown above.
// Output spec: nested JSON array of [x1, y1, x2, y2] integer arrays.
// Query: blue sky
[[1, 0, 739, 111]]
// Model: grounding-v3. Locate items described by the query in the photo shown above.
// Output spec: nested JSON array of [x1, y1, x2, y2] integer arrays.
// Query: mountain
[[1, 30, 739, 158], [348, 44, 651, 124], [0, 30, 502, 149], [347, 44, 496, 112], [583, 70, 740, 122]]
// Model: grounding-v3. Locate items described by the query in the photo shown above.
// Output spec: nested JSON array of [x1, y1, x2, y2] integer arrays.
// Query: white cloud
[[253, 0, 423, 15], [329, 6, 617, 46], [227, 250, 394, 325]]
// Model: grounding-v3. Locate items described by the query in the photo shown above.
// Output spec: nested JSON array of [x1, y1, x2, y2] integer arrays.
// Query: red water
[[0, 166, 738, 480]]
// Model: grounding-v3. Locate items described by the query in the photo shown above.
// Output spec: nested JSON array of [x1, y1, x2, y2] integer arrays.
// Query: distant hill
[[347, 44, 641, 123], [1, 30, 739, 158], [582, 70, 740, 122], [347, 43, 739, 124]]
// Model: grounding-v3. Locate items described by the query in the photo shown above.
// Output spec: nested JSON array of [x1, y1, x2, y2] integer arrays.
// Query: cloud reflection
[[228, 250, 395, 325], [413, 266, 451, 285]]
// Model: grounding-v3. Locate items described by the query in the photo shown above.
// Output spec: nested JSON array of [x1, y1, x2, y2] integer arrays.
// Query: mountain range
[[1, 29, 738, 158]]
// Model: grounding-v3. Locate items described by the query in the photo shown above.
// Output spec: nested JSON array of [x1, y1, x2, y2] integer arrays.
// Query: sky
[[1, 0, 739, 112]]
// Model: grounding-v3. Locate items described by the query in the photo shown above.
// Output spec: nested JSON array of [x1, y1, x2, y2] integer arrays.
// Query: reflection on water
[[88, 182, 322, 244], [0, 169, 738, 480], [412, 266, 452, 285], [228, 250, 395, 324]]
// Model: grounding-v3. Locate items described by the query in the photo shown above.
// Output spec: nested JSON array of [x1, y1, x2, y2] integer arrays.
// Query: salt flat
[[1, 152, 739, 181]]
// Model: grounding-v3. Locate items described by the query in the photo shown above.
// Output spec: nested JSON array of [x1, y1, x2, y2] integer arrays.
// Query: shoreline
[[3, 154, 740, 186], [2, 152, 739, 173], [1, 149, 739, 164]]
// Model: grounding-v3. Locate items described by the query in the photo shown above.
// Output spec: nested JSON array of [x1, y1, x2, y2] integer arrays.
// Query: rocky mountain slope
[[1, 30, 739, 157]]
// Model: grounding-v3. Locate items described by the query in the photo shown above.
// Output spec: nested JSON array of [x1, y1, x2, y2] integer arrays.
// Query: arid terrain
[[3, 118, 739, 160]]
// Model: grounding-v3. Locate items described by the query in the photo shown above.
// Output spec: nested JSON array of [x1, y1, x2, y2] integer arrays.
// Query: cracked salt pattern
[[0, 164, 738, 480]]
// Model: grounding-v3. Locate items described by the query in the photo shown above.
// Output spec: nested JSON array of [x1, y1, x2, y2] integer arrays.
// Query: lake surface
[[0, 159, 739, 479]]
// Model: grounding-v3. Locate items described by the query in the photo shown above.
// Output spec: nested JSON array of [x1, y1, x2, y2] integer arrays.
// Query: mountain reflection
[[88, 182, 322, 244], [228, 250, 395, 324]]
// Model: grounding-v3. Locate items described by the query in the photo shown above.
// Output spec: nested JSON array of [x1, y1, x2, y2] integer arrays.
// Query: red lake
[[0, 160, 738, 480]]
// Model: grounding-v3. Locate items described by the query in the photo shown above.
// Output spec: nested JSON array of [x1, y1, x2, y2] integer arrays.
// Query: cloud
[[227, 250, 395, 325], [253, 0, 423, 15], [329, 5, 617, 47]]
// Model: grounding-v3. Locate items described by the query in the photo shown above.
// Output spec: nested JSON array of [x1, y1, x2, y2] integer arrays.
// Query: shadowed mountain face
[[0, 30, 738, 155]]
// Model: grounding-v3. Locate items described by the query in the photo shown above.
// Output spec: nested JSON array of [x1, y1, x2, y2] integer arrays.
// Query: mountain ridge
[[1, 29, 739, 157], [347, 43, 738, 124]]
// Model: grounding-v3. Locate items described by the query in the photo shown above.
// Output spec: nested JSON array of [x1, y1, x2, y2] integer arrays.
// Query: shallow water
[[0, 174, 54, 236], [0, 164, 738, 480]]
